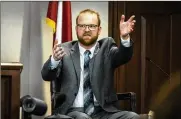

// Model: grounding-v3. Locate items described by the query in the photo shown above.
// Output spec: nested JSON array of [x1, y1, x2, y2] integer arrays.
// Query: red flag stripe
[[46, 1, 72, 46], [62, 1, 72, 43]]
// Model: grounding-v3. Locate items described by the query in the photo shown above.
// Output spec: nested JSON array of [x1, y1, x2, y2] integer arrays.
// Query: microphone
[[20, 95, 47, 119], [145, 57, 170, 81]]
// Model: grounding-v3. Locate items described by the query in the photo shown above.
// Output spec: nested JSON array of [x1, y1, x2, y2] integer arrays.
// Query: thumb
[[53, 39, 58, 50], [120, 15, 125, 24], [54, 39, 58, 45]]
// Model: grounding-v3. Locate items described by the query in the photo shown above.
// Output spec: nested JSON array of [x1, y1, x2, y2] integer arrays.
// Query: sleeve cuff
[[50, 55, 60, 69], [120, 35, 131, 47]]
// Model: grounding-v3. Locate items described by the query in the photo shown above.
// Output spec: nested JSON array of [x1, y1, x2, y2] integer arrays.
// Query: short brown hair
[[76, 9, 101, 26]]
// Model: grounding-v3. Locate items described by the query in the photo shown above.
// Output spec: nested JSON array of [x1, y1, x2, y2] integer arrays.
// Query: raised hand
[[119, 15, 136, 39], [53, 43, 66, 61]]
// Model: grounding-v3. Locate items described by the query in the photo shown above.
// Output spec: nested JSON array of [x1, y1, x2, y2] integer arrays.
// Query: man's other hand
[[53, 43, 66, 61]]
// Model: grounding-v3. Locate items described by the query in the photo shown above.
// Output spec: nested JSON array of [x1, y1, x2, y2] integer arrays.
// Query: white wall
[[1, 1, 108, 119], [1, 2, 25, 62]]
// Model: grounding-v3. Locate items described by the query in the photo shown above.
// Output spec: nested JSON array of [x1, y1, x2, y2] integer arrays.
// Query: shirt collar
[[78, 42, 98, 56]]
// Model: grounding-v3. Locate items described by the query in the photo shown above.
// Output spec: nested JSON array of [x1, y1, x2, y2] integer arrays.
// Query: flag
[[46, 1, 72, 46], [45, 1, 72, 112]]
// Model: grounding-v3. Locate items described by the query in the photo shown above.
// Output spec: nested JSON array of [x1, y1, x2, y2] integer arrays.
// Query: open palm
[[120, 15, 136, 37]]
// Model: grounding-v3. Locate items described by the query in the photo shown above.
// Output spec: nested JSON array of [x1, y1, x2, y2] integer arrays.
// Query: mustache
[[83, 32, 91, 36]]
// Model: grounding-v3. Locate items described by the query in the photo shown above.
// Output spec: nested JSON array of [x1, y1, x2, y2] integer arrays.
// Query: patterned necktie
[[83, 50, 94, 115]]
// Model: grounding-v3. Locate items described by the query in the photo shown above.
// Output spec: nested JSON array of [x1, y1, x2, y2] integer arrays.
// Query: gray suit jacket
[[41, 37, 133, 114]]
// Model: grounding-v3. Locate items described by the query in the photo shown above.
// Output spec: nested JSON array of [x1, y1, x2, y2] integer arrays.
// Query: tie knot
[[84, 50, 91, 56]]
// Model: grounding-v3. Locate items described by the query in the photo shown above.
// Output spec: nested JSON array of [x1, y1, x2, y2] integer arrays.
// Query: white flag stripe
[[56, 1, 62, 44]]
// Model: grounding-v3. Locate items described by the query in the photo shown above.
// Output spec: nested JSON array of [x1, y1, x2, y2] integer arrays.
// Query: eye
[[89, 25, 96, 28], [79, 24, 85, 27]]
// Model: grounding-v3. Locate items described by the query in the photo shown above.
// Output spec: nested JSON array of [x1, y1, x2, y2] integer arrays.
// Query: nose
[[85, 26, 90, 31]]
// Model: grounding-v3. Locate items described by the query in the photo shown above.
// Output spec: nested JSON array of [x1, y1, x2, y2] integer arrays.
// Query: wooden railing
[[1, 63, 23, 119]]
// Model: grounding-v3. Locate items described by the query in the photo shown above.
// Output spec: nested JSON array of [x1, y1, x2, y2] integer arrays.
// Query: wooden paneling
[[108, 1, 181, 113], [172, 14, 181, 74], [1, 76, 11, 119], [1, 63, 23, 119]]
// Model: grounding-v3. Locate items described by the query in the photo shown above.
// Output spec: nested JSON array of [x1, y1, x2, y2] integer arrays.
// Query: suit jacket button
[[74, 93, 77, 96]]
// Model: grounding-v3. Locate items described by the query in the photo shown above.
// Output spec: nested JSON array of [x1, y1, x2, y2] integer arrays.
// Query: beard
[[77, 32, 98, 46]]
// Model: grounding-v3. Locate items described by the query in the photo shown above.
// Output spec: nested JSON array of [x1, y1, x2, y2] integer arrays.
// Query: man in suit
[[42, 9, 140, 119]]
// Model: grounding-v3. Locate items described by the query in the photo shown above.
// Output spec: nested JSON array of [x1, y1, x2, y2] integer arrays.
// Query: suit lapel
[[70, 42, 81, 86], [89, 42, 100, 81]]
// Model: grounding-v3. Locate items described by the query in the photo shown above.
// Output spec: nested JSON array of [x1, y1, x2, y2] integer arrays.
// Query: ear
[[98, 26, 102, 35]]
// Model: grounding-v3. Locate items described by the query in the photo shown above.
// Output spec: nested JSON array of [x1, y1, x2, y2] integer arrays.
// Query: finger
[[128, 15, 135, 22], [57, 43, 61, 47], [54, 50, 64, 60], [55, 52, 62, 59], [53, 39, 58, 50], [130, 28, 134, 32], [54, 39, 58, 45], [53, 43, 61, 52], [120, 15, 125, 24], [53, 44, 58, 51], [57, 52, 66, 59], [132, 20, 136, 23], [127, 26, 134, 33], [54, 47, 59, 54], [56, 49, 64, 56], [55, 47, 63, 54]]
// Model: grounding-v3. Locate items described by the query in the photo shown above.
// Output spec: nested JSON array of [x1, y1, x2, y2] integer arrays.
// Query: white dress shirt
[[50, 37, 131, 107]]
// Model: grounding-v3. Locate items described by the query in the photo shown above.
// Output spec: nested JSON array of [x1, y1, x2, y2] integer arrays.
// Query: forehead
[[77, 13, 98, 24]]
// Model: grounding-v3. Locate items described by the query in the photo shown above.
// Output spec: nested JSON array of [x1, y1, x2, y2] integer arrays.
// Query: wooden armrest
[[117, 92, 136, 100], [116, 92, 136, 112]]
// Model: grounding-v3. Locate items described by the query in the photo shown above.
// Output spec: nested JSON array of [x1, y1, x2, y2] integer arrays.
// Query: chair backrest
[[117, 92, 136, 112], [50, 78, 61, 112]]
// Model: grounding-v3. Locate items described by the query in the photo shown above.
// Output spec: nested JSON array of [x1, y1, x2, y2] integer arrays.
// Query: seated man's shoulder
[[98, 37, 115, 44], [61, 40, 78, 48]]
